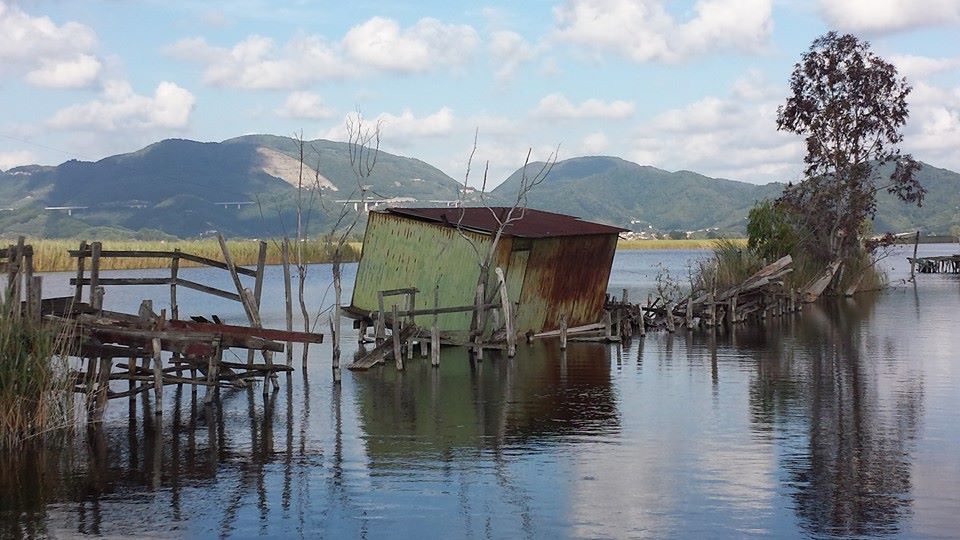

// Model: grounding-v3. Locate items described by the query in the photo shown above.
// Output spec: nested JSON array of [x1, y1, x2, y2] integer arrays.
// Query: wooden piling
[[151, 337, 163, 415], [170, 248, 180, 321], [603, 311, 612, 340], [73, 240, 87, 305], [376, 292, 386, 343], [910, 230, 920, 280], [686, 297, 693, 329], [281, 239, 293, 365], [431, 285, 440, 367], [495, 268, 516, 357], [89, 241, 102, 305], [94, 356, 112, 422], [392, 304, 403, 370], [665, 302, 676, 333], [559, 313, 568, 350]]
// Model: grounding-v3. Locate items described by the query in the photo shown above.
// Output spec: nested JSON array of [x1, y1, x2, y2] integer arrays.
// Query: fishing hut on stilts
[[2, 235, 323, 423]]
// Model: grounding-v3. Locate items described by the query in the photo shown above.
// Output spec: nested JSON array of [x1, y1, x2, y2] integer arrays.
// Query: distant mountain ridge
[[1, 136, 958, 238]]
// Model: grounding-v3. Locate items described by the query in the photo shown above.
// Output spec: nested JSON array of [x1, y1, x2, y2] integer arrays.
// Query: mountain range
[[1, 135, 958, 239]]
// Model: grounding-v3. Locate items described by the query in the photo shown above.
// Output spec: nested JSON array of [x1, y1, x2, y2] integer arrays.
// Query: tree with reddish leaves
[[776, 32, 924, 263]]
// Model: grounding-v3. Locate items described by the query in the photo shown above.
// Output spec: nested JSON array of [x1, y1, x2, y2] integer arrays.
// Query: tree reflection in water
[[743, 293, 922, 537]]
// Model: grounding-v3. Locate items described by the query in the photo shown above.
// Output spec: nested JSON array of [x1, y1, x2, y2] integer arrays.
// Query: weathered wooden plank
[[166, 319, 324, 344], [72, 277, 173, 286], [68, 249, 258, 277], [174, 278, 243, 302], [348, 324, 417, 370]]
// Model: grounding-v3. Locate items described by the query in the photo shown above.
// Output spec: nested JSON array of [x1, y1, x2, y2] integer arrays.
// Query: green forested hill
[[0, 135, 463, 238], [493, 156, 960, 235], [1, 138, 958, 239]]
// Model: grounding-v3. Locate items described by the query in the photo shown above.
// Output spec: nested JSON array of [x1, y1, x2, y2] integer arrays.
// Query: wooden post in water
[[637, 307, 646, 338], [151, 337, 163, 415], [603, 310, 612, 341], [495, 268, 516, 357], [686, 297, 693, 329], [392, 304, 403, 370], [730, 295, 738, 325], [23, 242, 34, 320], [559, 313, 568, 350], [89, 241, 101, 305], [94, 356, 112, 423], [376, 292, 386, 344], [170, 249, 180, 320], [911, 230, 920, 280], [28, 276, 42, 323], [665, 302, 676, 333], [282, 239, 294, 365], [91, 286, 104, 313], [73, 240, 87, 305], [431, 285, 440, 367]]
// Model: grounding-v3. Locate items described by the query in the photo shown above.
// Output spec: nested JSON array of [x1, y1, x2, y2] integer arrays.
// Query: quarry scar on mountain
[[347, 207, 627, 339], [255, 146, 337, 190]]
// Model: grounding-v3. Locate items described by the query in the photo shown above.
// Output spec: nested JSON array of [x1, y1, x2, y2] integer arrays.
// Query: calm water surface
[[2, 245, 959, 538]]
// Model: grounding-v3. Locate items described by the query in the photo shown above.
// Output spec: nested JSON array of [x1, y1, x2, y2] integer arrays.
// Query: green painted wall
[[351, 212, 493, 334]]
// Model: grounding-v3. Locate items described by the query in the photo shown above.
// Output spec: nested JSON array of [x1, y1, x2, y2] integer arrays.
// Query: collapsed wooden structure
[[908, 255, 960, 274], [3, 236, 323, 423], [606, 255, 804, 334]]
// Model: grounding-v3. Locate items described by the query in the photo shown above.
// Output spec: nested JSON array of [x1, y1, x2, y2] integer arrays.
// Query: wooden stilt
[[392, 304, 403, 371], [151, 337, 163, 415], [559, 313, 568, 350]]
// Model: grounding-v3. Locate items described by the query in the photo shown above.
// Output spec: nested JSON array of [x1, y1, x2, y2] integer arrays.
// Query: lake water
[[2, 245, 959, 538]]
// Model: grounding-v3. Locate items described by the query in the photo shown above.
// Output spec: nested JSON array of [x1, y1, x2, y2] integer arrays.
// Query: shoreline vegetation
[[12, 238, 747, 273], [12, 239, 363, 273]]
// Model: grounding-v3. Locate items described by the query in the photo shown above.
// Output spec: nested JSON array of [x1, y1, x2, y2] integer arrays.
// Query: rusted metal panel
[[515, 234, 618, 333], [387, 207, 627, 238]]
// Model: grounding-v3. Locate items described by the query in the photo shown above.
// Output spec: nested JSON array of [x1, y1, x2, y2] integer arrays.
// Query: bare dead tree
[[321, 111, 381, 381], [448, 135, 558, 356]]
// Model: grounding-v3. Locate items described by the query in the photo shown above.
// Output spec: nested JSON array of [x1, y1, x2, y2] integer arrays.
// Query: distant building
[[348, 207, 627, 340]]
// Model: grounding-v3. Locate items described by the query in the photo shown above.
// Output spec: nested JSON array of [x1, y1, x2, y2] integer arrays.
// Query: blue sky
[[1, 0, 958, 187]]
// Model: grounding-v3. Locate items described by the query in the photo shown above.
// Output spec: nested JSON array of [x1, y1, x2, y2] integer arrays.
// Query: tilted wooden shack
[[349, 207, 626, 341]]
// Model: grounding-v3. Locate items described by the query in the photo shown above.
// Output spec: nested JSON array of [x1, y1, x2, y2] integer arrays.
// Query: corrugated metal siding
[[351, 212, 495, 333], [515, 234, 618, 333]]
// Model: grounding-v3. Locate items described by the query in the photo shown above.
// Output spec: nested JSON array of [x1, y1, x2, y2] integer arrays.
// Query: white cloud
[[49, 80, 196, 132], [532, 93, 635, 120], [819, 0, 960, 34], [171, 16, 479, 89], [167, 34, 352, 90], [903, 81, 960, 170], [25, 54, 101, 89], [377, 107, 456, 138], [0, 2, 101, 87], [276, 91, 335, 120], [889, 54, 960, 80], [553, 0, 772, 63], [631, 71, 802, 182], [324, 107, 456, 143], [489, 30, 539, 81], [343, 17, 479, 73], [0, 150, 36, 170], [581, 132, 610, 154]]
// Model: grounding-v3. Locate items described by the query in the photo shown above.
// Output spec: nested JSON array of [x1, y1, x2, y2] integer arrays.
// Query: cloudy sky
[[1, 0, 958, 187]]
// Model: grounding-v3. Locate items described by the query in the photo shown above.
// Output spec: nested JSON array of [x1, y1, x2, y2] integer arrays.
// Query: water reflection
[[2, 249, 959, 537], [741, 293, 923, 537]]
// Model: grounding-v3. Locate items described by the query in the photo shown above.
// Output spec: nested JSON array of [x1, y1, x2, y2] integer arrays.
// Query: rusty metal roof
[[384, 207, 627, 238]]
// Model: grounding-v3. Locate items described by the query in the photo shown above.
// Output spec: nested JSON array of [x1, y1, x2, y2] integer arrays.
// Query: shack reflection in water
[[1, 248, 957, 538]]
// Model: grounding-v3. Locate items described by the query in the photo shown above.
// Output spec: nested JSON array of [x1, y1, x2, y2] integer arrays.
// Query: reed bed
[[0, 308, 76, 449], [18, 239, 362, 273], [618, 238, 746, 250]]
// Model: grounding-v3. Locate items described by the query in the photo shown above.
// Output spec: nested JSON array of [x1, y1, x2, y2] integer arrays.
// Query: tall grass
[[694, 238, 766, 292], [18, 239, 362, 273], [618, 238, 746, 250], [0, 307, 76, 449]]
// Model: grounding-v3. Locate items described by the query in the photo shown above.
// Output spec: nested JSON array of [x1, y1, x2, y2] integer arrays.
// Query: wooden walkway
[[908, 255, 960, 274]]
